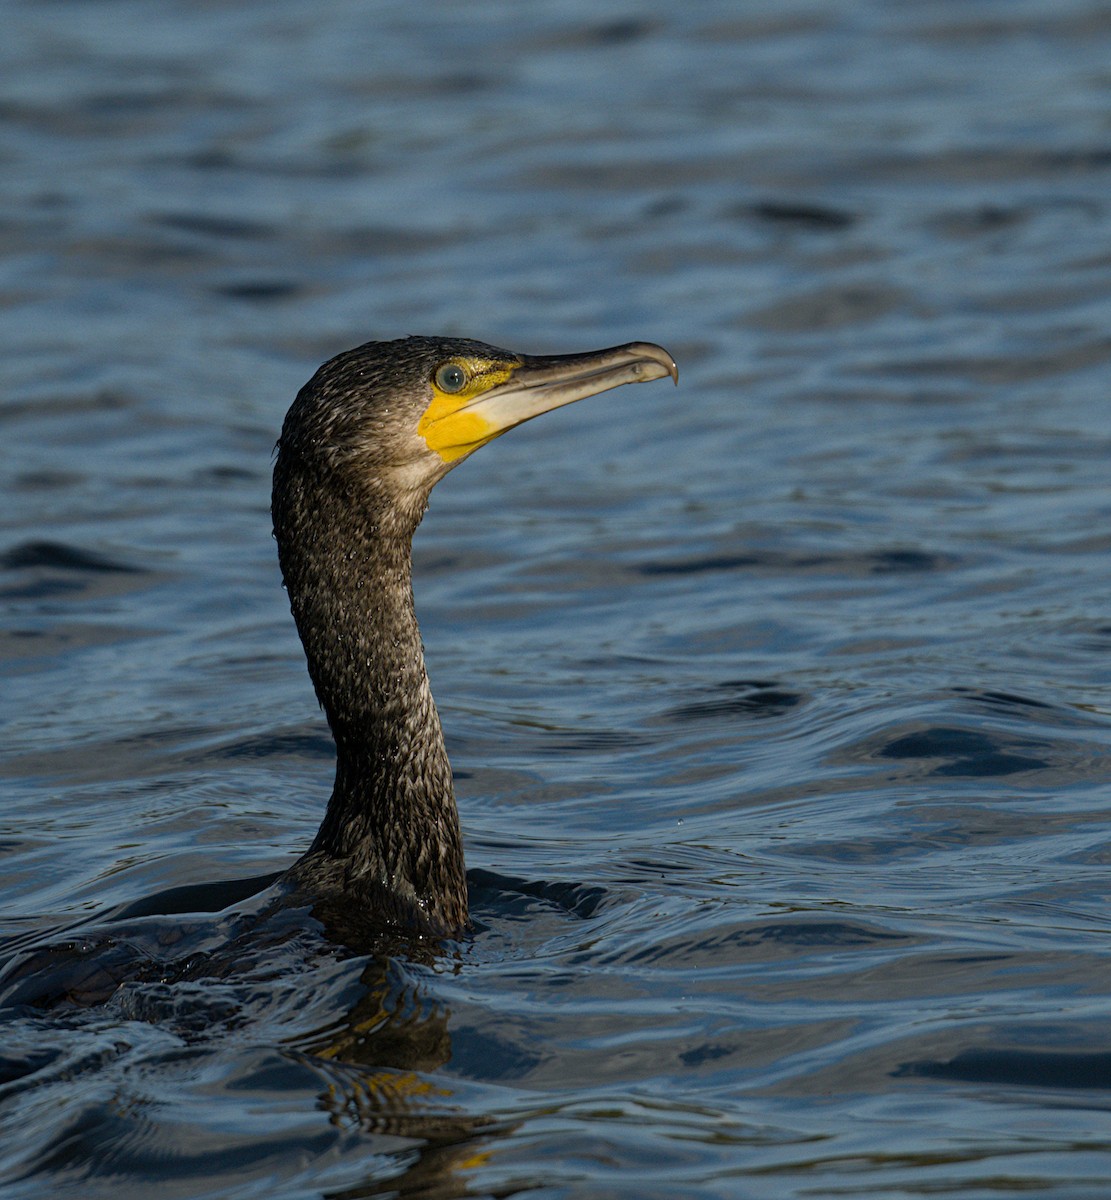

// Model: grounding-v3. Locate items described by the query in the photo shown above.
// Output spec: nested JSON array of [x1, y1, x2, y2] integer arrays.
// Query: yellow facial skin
[[417, 342, 678, 466], [417, 358, 519, 463]]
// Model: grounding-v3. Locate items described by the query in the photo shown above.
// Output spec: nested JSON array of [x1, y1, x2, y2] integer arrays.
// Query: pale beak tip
[[632, 342, 678, 386], [657, 354, 679, 386]]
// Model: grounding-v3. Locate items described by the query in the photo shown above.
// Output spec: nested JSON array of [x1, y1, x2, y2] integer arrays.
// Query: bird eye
[[434, 363, 468, 393]]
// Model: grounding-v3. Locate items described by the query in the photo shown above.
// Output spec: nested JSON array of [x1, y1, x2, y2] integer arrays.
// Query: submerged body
[[272, 336, 677, 936]]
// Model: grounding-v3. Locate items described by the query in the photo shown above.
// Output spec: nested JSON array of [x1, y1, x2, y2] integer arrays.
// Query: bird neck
[[274, 465, 466, 934]]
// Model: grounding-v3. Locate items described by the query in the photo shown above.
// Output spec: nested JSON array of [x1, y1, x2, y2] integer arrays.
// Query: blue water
[[4, 0, 1111, 1196]]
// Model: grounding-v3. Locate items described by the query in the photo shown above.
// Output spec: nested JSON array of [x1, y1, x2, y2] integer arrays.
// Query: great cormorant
[[272, 336, 677, 936]]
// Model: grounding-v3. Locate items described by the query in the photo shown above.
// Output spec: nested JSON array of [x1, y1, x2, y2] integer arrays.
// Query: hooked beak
[[419, 342, 678, 463]]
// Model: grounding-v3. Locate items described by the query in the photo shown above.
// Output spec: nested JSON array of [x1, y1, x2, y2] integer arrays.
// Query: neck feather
[[273, 458, 466, 934]]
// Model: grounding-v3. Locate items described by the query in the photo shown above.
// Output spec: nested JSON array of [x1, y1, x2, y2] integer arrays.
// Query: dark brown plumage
[[271, 336, 676, 936]]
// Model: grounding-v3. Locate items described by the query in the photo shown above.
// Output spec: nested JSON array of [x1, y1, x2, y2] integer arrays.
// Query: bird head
[[276, 335, 677, 512]]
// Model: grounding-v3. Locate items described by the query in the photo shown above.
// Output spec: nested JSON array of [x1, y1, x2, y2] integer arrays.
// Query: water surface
[[4, 1, 1111, 1196]]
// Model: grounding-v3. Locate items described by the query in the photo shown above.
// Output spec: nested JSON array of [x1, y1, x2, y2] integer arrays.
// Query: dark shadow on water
[[639, 546, 954, 578], [467, 868, 607, 923], [880, 726, 1050, 776], [898, 1047, 1111, 1091], [195, 729, 336, 762], [214, 279, 304, 302], [0, 539, 160, 603], [659, 679, 805, 722], [151, 212, 278, 240], [109, 872, 284, 920], [952, 686, 1055, 713], [0, 541, 143, 574], [733, 199, 858, 230]]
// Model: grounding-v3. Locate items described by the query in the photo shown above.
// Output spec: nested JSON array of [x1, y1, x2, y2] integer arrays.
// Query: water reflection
[[0, 881, 507, 1197]]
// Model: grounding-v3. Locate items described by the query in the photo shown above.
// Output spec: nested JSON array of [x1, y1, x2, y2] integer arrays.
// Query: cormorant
[[272, 336, 677, 937]]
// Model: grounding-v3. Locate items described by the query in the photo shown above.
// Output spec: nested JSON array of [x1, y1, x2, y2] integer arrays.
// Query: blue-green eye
[[435, 363, 467, 393]]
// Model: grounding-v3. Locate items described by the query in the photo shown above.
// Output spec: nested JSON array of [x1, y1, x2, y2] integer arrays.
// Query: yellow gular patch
[[418, 358, 519, 462]]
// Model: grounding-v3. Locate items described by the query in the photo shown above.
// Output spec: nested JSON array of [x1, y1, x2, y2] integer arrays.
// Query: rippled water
[[4, 1, 1111, 1196]]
